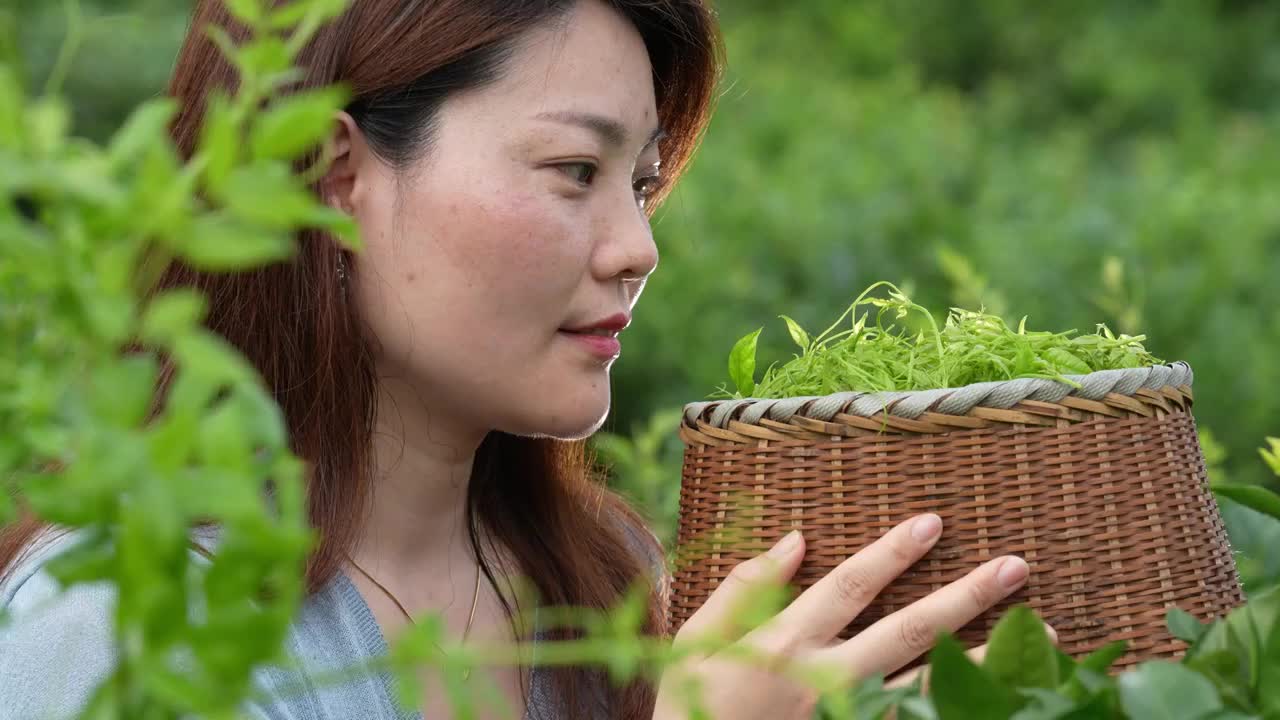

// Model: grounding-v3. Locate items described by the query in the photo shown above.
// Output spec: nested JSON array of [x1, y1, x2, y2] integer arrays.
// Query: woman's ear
[[321, 111, 362, 215]]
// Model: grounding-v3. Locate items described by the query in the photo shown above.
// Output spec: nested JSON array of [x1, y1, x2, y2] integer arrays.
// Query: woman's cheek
[[475, 195, 589, 297]]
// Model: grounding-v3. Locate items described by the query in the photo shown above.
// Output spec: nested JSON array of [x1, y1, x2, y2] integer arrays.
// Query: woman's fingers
[[819, 554, 1032, 679], [673, 530, 807, 652], [752, 514, 943, 646]]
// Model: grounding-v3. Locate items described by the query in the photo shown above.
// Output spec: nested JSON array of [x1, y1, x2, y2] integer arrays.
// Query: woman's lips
[[558, 330, 621, 359]]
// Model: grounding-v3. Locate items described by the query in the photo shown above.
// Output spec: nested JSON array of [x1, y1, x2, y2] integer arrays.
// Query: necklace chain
[[343, 551, 482, 681]]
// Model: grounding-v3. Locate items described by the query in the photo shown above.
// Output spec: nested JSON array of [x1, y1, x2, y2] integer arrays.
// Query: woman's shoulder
[[1, 523, 221, 611], [0, 527, 119, 720], [0, 526, 109, 611], [0, 526, 402, 719]]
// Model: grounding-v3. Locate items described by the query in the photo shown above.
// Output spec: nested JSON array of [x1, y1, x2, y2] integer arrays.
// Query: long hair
[[0, 1, 723, 717]]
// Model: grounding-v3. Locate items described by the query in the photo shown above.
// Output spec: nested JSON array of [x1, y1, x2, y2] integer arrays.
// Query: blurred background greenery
[[15, 0, 1279, 591]]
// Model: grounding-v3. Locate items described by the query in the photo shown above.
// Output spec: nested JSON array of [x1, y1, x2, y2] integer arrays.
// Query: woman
[[0, 1, 1037, 718]]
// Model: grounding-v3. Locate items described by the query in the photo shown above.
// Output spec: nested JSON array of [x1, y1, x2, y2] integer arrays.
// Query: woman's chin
[[504, 387, 611, 441], [549, 402, 612, 440]]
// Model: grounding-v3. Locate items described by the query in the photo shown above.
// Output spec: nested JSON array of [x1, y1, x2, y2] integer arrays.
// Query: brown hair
[[0, 1, 722, 717]]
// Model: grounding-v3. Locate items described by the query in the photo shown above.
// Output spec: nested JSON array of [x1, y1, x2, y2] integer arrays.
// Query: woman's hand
[[653, 514, 1039, 720]]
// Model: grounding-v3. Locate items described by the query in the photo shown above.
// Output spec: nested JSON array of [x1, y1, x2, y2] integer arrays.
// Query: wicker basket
[[669, 362, 1244, 669]]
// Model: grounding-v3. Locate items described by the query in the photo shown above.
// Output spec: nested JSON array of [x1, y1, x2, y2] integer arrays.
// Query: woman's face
[[340, 0, 661, 443]]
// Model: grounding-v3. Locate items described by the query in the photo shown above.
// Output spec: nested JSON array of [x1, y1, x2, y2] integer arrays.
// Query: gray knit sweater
[[0, 529, 628, 719]]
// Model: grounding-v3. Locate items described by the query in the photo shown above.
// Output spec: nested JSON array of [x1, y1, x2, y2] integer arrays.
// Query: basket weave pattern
[[670, 363, 1244, 669]]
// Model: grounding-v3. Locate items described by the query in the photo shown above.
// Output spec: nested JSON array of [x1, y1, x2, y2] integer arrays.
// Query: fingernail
[[998, 557, 1029, 589], [769, 530, 802, 558], [911, 513, 942, 542]]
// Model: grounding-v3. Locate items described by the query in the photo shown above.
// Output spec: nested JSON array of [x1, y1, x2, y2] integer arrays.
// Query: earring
[[336, 253, 347, 283]]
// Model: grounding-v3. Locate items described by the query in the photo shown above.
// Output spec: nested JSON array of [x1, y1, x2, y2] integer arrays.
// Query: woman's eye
[[558, 162, 597, 186]]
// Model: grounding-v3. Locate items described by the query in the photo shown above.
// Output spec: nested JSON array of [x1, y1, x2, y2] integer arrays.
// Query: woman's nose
[[591, 192, 659, 283]]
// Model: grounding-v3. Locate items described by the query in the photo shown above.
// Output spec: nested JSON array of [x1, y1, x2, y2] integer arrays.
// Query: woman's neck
[[353, 375, 487, 597]]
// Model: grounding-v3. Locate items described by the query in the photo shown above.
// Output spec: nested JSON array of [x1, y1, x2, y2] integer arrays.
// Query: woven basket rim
[[682, 361, 1193, 430]]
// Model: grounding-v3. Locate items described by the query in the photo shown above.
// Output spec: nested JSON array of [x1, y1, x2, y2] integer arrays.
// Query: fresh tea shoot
[[722, 281, 1162, 399]]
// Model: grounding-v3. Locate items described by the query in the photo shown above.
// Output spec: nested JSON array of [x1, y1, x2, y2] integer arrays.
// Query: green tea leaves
[[729, 328, 762, 397], [1078, 640, 1128, 676], [929, 634, 1019, 719], [1261, 438, 1280, 477], [217, 163, 315, 227], [233, 37, 292, 79], [89, 355, 159, 428], [1117, 662, 1223, 719], [1183, 586, 1280, 710], [720, 283, 1161, 399], [107, 98, 178, 170], [983, 605, 1060, 691], [1168, 607, 1210, 645], [27, 97, 70, 155], [1260, 616, 1280, 716], [0, 1, 349, 717], [181, 212, 294, 270], [249, 86, 347, 161], [1213, 484, 1280, 523], [1045, 347, 1091, 376], [199, 93, 241, 195], [780, 315, 810, 352], [225, 0, 266, 27], [0, 65, 24, 151], [306, 203, 361, 250], [141, 289, 207, 344]]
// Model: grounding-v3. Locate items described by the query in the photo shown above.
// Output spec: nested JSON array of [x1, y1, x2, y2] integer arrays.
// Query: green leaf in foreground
[[1117, 662, 1223, 718], [0, 65, 24, 150], [1168, 607, 1210, 644], [106, 98, 179, 170], [1186, 588, 1280, 706], [181, 213, 293, 270], [224, 0, 266, 27], [983, 605, 1059, 691], [1078, 640, 1127, 675], [1260, 437, 1280, 477], [1183, 650, 1250, 713], [728, 328, 761, 398], [141, 289, 207, 344], [249, 86, 349, 161], [89, 355, 158, 428], [1261, 609, 1280, 717], [198, 92, 240, 195], [1212, 484, 1280, 523], [929, 634, 1019, 720]]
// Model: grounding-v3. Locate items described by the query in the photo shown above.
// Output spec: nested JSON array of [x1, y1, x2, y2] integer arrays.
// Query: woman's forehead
[[453, 1, 658, 137]]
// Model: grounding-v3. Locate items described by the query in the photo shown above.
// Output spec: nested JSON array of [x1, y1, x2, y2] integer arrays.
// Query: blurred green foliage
[[1, 0, 365, 712], [12, 0, 193, 142], [616, 0, 1280, 497], [22, 0, 1279, 540]]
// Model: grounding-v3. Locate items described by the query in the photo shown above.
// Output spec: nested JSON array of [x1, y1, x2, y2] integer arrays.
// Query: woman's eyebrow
[[534, 110, 666, 151]]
